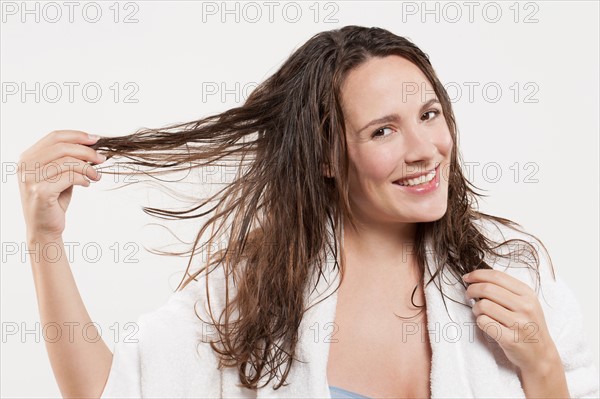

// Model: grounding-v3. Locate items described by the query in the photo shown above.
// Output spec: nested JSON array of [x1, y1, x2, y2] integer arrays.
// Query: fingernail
[[462, 273, 470, 280], [88, 134, 100, 141], [97, 153, 107, 162]]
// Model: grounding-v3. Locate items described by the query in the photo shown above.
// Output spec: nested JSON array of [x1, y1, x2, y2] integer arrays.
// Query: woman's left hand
[[463, 269, 560, 373]]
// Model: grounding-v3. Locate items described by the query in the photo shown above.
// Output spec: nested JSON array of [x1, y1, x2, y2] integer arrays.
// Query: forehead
[[340, 55, 435, 121]]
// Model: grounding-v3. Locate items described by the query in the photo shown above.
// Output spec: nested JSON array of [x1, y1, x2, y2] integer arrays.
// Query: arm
[[519, 262, 599, 399], [17, 130, 113, 397], [519, 349, 570, 398], [471, 220, 599, 398], [549, 274, 600, 398], [28, 233, 113, 398]]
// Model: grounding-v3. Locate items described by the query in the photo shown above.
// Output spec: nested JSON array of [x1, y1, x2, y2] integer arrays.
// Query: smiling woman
[[18, 25, 599, 398]]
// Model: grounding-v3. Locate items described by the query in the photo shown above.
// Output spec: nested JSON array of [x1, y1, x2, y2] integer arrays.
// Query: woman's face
[[339, 55, 453, 225]]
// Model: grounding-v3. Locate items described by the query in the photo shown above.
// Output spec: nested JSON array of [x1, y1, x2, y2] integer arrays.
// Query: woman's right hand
[[17, 130, 106, 242]]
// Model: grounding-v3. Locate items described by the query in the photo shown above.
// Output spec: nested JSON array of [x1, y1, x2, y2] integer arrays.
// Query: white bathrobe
[[101, 218, 600, 398]]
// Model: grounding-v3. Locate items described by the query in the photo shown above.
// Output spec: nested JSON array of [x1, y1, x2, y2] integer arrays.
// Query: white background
[[1, 1, 598, 397]]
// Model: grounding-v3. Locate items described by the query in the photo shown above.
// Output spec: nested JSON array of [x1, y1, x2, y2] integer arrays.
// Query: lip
[[392, 165, 440, 194], [393, 166, 437, 183]]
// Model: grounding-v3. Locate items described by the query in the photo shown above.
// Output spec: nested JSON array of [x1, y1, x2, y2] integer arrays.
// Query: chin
[[419, 212, 446, 223], [406, 204, 448, 223]]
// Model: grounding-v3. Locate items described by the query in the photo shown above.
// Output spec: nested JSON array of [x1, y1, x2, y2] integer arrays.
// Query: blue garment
[[329, 385, 371, 399]]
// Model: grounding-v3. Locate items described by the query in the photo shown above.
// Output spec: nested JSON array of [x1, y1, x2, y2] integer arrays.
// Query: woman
[[18, 26, 599, 398]]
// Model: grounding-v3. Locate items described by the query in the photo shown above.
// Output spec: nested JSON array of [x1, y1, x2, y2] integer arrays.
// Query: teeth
[[397, 170, 436, 186]]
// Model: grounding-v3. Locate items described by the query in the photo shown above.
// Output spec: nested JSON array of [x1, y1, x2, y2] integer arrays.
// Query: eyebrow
[[355, 98, 441, 135]]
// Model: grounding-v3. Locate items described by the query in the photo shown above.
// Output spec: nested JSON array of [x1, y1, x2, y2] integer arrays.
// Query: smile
[[395, 169, 436, 186], [392, 165, 441, 194]]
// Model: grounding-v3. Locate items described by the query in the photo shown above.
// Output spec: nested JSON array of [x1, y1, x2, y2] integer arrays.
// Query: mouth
[[393, 165, 437, 186], [392, 165, 441, 194]]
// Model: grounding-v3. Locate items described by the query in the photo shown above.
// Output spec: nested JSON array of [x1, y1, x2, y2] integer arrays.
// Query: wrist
[[520, 348, 563, 380], [26, 232, 64, 249], [518, 350, 570, 399]]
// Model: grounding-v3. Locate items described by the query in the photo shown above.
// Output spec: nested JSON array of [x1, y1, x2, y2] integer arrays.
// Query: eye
[[371, 126, 394, 140], [421, 109, 441, 121]]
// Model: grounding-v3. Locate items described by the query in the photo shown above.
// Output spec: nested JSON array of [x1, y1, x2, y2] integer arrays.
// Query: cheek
[[435, 126, 453, 156], [351, 146, 398, 182]]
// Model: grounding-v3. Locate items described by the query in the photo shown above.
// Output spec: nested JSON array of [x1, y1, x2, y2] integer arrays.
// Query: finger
[[39, 169, 92, 195], [472, 298, 518, 329], [475, 313, 512, 345], [463, 269, 530, 296], [24, 130, 100, 157], [26, 142, 105, 171], [466, 282, 521, 312], [39, 157, 102, 182]]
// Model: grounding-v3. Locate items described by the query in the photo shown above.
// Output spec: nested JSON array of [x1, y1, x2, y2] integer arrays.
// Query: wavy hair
[[89, 25, 554, 390]]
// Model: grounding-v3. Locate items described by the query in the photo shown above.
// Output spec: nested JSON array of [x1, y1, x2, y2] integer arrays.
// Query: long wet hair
[[90, 25, 554, 390]]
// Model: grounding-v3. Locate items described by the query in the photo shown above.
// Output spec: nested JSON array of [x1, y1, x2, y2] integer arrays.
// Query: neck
[[342, 214, 419, 274]]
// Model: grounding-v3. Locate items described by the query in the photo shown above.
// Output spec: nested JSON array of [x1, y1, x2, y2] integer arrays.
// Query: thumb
[[57, 185, 74, 212]]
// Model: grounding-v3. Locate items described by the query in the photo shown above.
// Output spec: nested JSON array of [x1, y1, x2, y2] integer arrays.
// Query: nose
[[402, 124, 437, 170]]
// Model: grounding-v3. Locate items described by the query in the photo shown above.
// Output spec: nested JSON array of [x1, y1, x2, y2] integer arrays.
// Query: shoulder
[[473, 217, 600, 397], [134, 269, 230, 373], [101, 271, 229, 398], [139, 268, 230, 337]]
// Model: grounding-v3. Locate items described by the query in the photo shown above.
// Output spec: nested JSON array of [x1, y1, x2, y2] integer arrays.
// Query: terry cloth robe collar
[[248, 217, 526, 398], [101, 216, 600, 398]]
